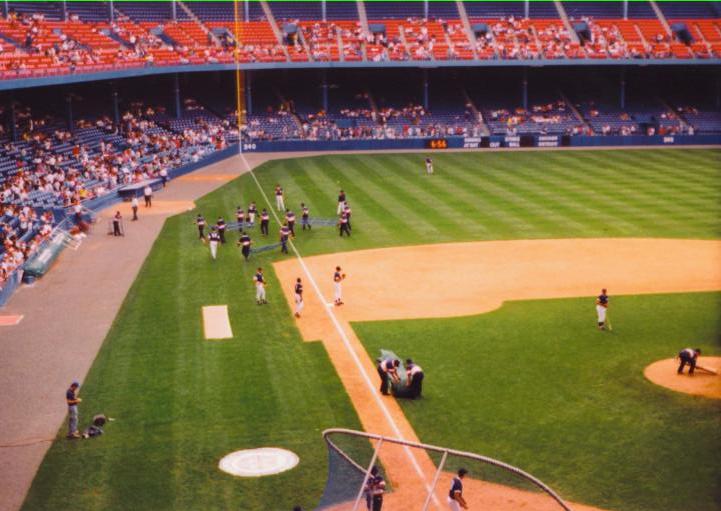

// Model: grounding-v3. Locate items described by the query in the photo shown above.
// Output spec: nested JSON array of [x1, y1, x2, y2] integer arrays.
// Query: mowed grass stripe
[[329, 155, 441, 237], [366, 154, 480, 236]]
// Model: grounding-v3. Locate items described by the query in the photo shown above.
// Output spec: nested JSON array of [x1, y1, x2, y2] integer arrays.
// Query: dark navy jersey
[[275, 187, 283, 196], [449, 477, 463, 499], [217, 220, 226, 230], [261, 212, 270, 221], [240, 235, 251, 246], [295, 282, 303, 295], [255, 272, 264, 284], [280, 226, 290, 238], [339, 214, 348, 224], [334, 271, 342, 282], [197, 217, 205, 226], [209, 232, 221, 242], [338, 192, 346, 202], [236, 210, 245, 220], [248, 205, 257, 214], [344, 207, 352, 217], [286, 211, 296, 222], [598, 294, 608, 306], [66, 388, 77, 406], [302, 207, 309, 219], [680, 348, 697, 359]]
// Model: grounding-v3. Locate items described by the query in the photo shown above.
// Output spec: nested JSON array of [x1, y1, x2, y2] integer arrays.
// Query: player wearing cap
[[425, 157, 434, 175], [216, 216, 227, 244], [254, 267, 267, 305], [337, 190, 346, 215], [208, 227, 221, 260], [294, 278, 304, 318], [448, 468, 468, 510], [260, 209, 270, 236], [364, 466, 386, 511], [333, 266, 345, 305], [236, 206, 246, 231], [248, 201, 257, 225], [66, 381, 82, 439], [285, 209, 296, 237], [339, 212, 350, 237], [196, 214, 206, 240], [237, 231, 252, 261], [343, 203, 353, 231], [595, 288, 609, 330], [275, 184, 285, 211], [301, 203, 311, 231], [280, 223, 291, 254]]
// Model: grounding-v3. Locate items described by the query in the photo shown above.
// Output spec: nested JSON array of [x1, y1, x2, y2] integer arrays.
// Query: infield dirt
[[274, 238, 721, 510]]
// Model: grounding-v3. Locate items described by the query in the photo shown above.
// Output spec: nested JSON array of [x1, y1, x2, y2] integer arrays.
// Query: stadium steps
[[260, 0, 290, 62], [559, 90, 593, 133], [553, 0, 580, 44], [462, 90, 490, 136], [177, 0, 221, 46], [454, 0, 479, 59], [649, 0, 673, 36]]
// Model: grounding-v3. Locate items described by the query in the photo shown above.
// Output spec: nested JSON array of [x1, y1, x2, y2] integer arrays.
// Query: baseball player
[[294, 278, 304, 318], [254, 267, 267, 305], [339, 212, 351, 237], [216, 216, 227, 244], [337, 190, 347, 215], [248, 202, 257, 225], [275, 184, 285, 211], [376, 358, 400, 395], [364, 466, 386, 511], [333, 266, 346, 305], [237, 231, 252, 261], [343, 202, 352, 231], [208, 226, 221, 260], [448, 468, 469, 510], [677, 348, 701, 375], [236, 206, 246, 231], [260, 209, 270, 236], [405, 359, 424, 399], [280, 223, 291, 254], [301, 203, 311, 231], [595, 288, 609, 330], [196, 214, 206, 240], [425, 157, 434, 175], [285, 209, 296, 237]]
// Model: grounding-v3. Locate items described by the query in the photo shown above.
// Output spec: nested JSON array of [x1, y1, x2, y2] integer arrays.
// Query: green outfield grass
[[23, 148, 720, 511], [356, 292, 721, 511]]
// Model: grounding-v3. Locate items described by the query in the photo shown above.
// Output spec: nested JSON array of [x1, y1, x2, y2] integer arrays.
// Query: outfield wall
[[242, 134, 721, 152]]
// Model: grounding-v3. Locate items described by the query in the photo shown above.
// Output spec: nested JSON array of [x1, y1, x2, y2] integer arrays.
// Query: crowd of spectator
[[0, 204, 53, 287]]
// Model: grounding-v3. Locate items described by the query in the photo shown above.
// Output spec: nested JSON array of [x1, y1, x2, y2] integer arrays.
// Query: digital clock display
[[426, 139, 449, 149]]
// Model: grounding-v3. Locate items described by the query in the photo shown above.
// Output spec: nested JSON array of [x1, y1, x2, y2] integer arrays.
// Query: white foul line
[[236, 148, 440, 507]]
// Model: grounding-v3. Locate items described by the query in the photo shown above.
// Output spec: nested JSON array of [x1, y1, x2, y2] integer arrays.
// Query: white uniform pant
[[209, 241, 218, 259], [337, 201, 344, 215], [447, 498, 461, 511], [276, 195, 285, 211], [295, 294, 304, 314], [334, 282, 342, 302], [596, 305, 607, 323], [256, 284, 266, 302], [426, 163, 433, 174], [248, 212, 255, 224]]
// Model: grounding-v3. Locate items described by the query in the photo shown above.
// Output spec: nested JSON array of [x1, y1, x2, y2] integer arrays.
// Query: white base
[[218, 448, 299, 477]]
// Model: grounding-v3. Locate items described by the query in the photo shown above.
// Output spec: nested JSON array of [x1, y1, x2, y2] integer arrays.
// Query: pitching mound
[[218, 447, 299, 477], [644, 357, 721, 399]]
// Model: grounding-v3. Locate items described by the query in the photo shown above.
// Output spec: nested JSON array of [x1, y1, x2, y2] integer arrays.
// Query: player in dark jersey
[[339, 212, 350, 237], [364, 466, 386, 511], [448, 468, 468, 510], [343, 203, 352, 231], [337, 190, 346, 215], [301, 203, 311, 230], [196, 214, 206, 240], [376, 358, 400, 395], [236, 206, 245, 231], [237, 231, 252, 261], [595, 288, 609, 330], [677, 348, 701, 375], [280, 223, 291, 254], [208, 227, 221, 260], [294, 278, 303, 318], [217, 217, 227, 244], [260, 209, 270, 236], [285, 209, 296, 237]]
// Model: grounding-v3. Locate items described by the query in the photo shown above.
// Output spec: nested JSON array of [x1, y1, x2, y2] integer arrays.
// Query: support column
[[62, 0, 67, 21], [246, 71, 253, 115], [623, 0, 628, 20], [525, 0, 530, 19], [109, 0, 114, 22], [244, 0, 250, 21], [66, 95, 74, 132], [424, 0, 429, 19], [522, 68, 528, 110], [174, 74, 181, 119], [422, 68, 429, 110], [112, 87, 120, 126], [321, 70, 329, 112], [322, 0, 327, 22], [619, 68, 626, 110], [3, 0, 8, 18], [171, 0, 177, 21]]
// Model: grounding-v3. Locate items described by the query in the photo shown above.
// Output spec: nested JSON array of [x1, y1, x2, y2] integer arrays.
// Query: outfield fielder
[[334, 266, 345, 306], [596, 288, 609, 330], [275, 184, 285, 211], [208, 227, 220, 260], [425, 157, 434, 175]]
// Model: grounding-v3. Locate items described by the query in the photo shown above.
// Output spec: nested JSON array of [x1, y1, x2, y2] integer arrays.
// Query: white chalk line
[[237, 147, 441, 507]]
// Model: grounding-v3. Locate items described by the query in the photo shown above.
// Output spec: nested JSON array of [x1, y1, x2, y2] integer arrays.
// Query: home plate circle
[[219, 448, 299, 477]]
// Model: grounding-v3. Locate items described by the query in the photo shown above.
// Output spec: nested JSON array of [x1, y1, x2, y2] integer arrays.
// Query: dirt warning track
[[274, 238, 721, 511]]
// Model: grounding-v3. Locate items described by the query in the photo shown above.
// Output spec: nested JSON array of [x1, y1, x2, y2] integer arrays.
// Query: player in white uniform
[[208, 227, 220, 260], [294, 278, 304, 318], [425, 157, 434, 175], [596, 288, 609, 330], [275, 184, 285, 211], [254, 267, 267, 304], [333, 266, 345, 306], [448, 468, 468, 510]]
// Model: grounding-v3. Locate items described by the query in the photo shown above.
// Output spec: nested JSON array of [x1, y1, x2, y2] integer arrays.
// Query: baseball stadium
[[0, 1, 720, 510]]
